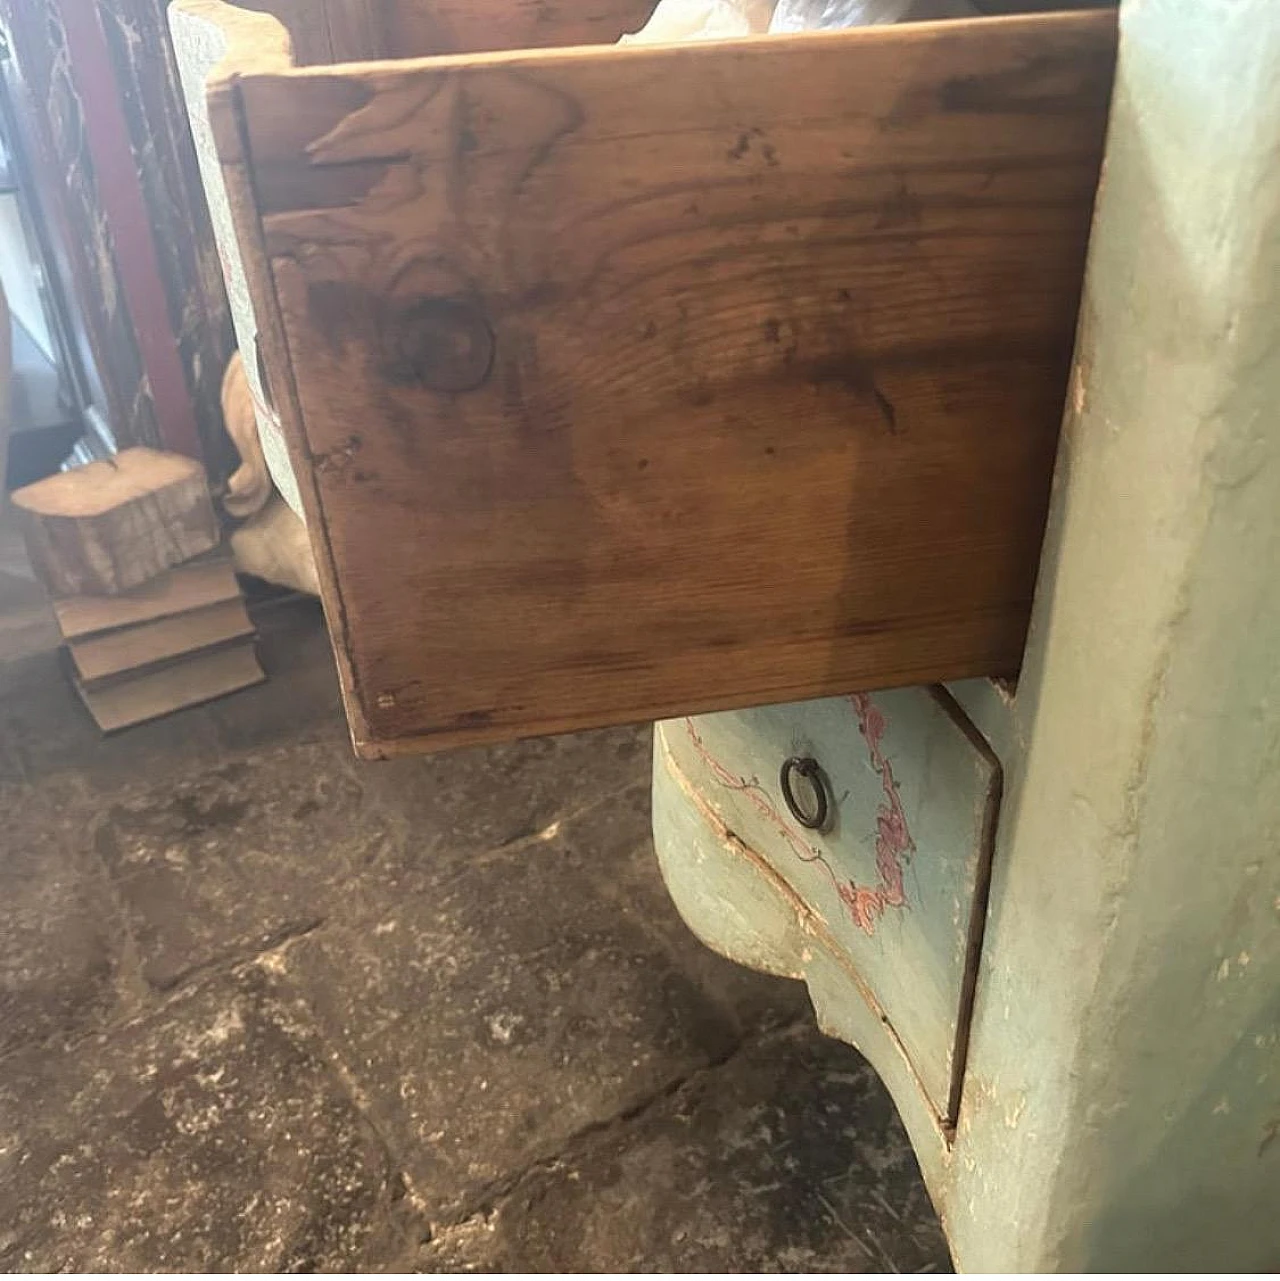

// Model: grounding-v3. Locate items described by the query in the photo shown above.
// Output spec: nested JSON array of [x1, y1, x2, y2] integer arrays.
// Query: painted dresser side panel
[[651, 731, 953, 1188], [654, 2, 1279, 1267], [948, 0, 1280, 1269], [660, 692, 995, 1118]]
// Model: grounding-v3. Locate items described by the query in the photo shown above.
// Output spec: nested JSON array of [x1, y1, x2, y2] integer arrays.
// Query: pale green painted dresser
[[653, 3, 1280, 1265], [174, 0, 1280, 1267]]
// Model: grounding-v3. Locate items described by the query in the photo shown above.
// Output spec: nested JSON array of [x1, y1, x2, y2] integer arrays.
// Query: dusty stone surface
[[0, 779, 128, 1055], [275, 801, 745, 1222], [92, 744, 394, 991], [0, 597, 951, 1272], [353, 722, 656, 878], [0, 966, 414, 1272], [421, 1024, 948, 1273]]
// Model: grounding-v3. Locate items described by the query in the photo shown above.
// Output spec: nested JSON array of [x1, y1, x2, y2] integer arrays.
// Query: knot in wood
[[378, 297, 494, 393]]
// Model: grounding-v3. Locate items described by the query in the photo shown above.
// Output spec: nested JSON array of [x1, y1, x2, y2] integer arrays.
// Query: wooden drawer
[[655, 687, 1000, 1121], [172, 0, 1116, 755]]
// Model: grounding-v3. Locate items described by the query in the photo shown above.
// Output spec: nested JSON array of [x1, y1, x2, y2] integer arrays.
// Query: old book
[[52, 554, 240, 640], [74, 640, 265, 732], [12, 447, 219, 597], [68, 596, 254, 688]]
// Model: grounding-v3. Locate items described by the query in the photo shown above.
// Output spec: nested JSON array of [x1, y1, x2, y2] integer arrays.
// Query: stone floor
[[0, 595, 951, 1272]]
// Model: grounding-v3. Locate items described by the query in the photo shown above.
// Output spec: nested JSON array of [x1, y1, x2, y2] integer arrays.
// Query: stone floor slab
[[0, 649, 226, 792], [0, 596, 949, 1272], [271, 819, 755, 1223], [0, 965, 415, 1273], [0, 778, 129, 1055], [355, 722, 654, 876], [422, 1022, 951, 1274], [92, 744, 398, 991]]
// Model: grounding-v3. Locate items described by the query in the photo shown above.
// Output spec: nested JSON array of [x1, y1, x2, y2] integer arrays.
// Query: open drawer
[[172, 0, 1116, 755]]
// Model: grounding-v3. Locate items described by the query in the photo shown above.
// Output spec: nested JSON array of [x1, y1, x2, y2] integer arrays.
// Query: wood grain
[[230, 9, 1116, 754], [239, 0, 377, 64], [13, 448, 219, 597]]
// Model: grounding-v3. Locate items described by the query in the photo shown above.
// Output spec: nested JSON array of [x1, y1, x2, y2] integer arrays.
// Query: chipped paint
[[1004, 1093, 1027, 1129]]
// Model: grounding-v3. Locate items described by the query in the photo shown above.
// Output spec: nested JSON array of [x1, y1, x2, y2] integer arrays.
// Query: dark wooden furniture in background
[[0, 0, 236, 473]]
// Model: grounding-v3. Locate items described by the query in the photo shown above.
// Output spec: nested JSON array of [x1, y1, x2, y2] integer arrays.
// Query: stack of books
[[53, 552, 263, 731], [12, 449, 264, 731]]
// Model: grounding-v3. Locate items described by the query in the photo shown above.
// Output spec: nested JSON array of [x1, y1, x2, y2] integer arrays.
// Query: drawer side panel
[[236, 13, 1116, 753]]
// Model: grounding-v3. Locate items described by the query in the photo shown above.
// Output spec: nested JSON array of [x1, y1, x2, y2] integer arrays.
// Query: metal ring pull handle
[[779, 756, 830, 832]]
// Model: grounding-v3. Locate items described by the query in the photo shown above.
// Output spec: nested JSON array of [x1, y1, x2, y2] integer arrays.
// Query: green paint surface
[[656, 1, 1280, 1268]]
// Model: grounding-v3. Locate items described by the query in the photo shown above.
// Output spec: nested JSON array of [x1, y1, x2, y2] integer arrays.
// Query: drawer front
[[183, 5, 1115, 754], [658, 687, 999, 1118]]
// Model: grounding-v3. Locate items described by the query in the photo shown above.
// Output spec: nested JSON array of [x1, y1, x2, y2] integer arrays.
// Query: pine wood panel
[[241, 0, 379, 64], [229, 10, 1115, 754]]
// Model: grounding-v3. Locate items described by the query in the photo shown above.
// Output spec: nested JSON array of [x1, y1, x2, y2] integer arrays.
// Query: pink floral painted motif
[[681, 695, 915, 937], [842, 693, 914, 934]]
